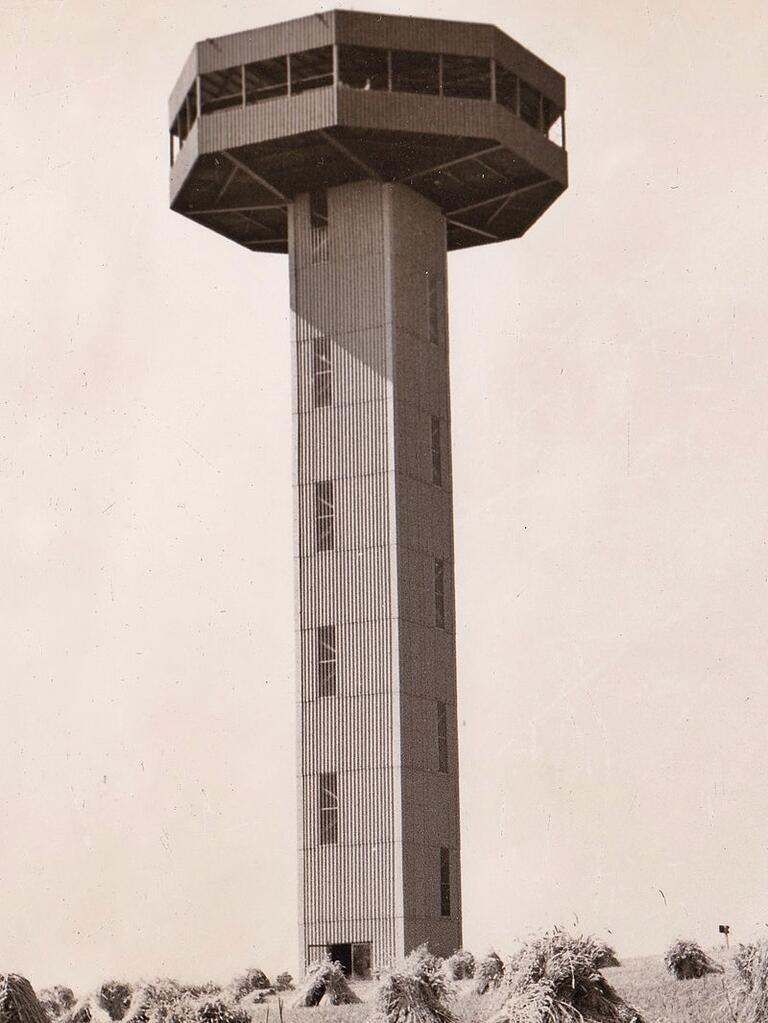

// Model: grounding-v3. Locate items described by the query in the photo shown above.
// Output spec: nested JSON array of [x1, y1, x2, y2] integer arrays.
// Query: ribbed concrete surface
[[292, 180, 462, 972]]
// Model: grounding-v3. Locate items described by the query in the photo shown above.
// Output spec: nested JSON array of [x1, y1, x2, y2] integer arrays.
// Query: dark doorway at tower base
[[309, 942, 373, 979]]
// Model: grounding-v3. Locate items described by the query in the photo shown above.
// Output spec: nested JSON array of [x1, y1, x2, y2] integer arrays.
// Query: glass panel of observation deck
[[519, 80, 542, 129], [290, 46, 333, 95], [391, 49, 440, 96], [245, 55, 288, 103], [338, 45, 389, 90], [200, 67, 243, 113], [441, 54, 491, 100], [494, 63, 518, 113]]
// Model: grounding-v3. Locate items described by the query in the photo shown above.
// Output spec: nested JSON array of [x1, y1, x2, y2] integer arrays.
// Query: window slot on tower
[[315, 480, 335, 552], [431, 415, 442, 487], [441, 54, 491, 100], [391, 49, 440, 96], [437, 701, 448, 773], [338, 45, 389, 90], [426, 270, 440, 345], [440, 847, 451, 916], [313, 336, 332, 408], [309, 191, 328, 263], [319, 771, 338, 845], [317, 625, 337, 697], [245, 55, 288, 103], [290, 46, 334, 95], [434, 557, 446, 629], [200, 67, 244, 113]]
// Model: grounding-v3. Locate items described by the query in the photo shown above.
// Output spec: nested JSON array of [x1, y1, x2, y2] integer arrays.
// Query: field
[[26, 946, 756, 1023], [605, 951, 739, 1023], [250, 949, 743, 1023]]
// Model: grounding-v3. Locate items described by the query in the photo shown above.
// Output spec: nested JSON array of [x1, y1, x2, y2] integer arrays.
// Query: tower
[[168, 10, 567, 977]]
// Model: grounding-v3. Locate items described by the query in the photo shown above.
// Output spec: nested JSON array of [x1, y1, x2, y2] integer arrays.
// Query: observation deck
[[168, 9, 568, 253]]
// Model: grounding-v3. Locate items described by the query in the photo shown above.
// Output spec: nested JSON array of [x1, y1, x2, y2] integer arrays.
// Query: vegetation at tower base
[[274, 976, 295, 994], [291, 957, 360, 1008], [368, 945, 455, 1023], [663, 940, 723, 981], [734, 940, 768, 1021], [97, 983, 134, 1021], [444, 954, 475, 983], [122, 980, 232, 1023], [39, 989, 76, 1023], [489, 931, 642, 1023], [229, 973, 272, 1002], [474, 954, 504, 995], [0, 976, 50, 1023]]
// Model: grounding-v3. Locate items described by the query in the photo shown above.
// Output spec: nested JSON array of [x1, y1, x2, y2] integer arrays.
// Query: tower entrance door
[[329, 943, 353, 976], [315, 941, 372, 979]]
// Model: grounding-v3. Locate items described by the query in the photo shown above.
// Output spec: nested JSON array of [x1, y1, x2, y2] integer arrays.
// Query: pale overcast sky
[[2, 0, 767, 994]]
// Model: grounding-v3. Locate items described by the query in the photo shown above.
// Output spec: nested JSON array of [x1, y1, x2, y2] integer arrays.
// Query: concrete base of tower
[[291, 179, 463, 974]]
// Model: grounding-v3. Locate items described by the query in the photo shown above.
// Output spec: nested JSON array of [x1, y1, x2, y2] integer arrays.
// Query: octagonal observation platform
[[168, 9, 567, 253]]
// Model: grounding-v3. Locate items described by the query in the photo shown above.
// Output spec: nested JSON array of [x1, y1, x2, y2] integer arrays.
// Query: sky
[[2, 0, 768, 995]]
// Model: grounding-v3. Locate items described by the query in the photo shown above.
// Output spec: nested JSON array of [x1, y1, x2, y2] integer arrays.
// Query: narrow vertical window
[[440, 846, 451, 916], [319, 771, 338, 845], [313, 336, 332, 408], [434, 557, 446, 629], [317, 625, 336, 697], [437, 701, 448, 773], [315, 480, 335, 551], [309, 191, 328, 263], [426, 270, 440, 344], [431, 415, 442, 486]]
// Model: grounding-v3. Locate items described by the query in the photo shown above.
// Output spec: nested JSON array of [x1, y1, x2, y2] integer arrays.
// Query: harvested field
[[16, 944, 762, 1023]]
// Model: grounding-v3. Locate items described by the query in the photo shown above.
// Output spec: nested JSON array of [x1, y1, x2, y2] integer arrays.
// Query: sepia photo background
[[2, 0, 767, 993]]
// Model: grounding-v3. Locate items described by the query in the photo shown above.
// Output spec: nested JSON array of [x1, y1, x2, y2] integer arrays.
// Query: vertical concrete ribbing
[[292, 179, 461, 974]]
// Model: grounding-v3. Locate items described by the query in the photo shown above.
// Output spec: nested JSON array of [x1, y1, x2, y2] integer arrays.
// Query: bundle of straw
[[291, 956, 360, 1008], [663, 940, 722, 981], [164, 994, 249, 1023], [98, 984, 133, 1022], [735, 940, 768, 1022], [444, 953, 475, 982], [0, 976, 51, 1023], [474, 953, 504, 995], [66, 996, 112, 1023], [490, 930, 642, 1023], [369, 945, 455, 1023], [124, 981, 220, 1023], [229, 973, 271, 1002], [39, 988, 76, 1022]]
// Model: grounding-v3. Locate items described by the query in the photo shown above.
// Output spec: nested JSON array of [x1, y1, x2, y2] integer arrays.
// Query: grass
[[22, 947, 758, 1023], [604, 951, 739, 1023], [274, 951, 743, 1023]]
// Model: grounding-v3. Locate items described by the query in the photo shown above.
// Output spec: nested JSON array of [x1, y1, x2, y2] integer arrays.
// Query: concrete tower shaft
[[293, 180, 461, 970]]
